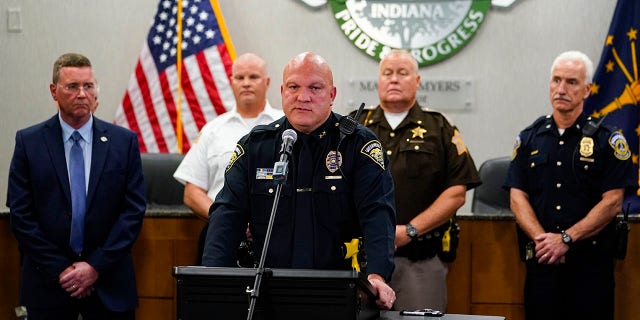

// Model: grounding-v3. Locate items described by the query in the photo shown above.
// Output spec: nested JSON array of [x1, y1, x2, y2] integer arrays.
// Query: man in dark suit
[[7, 53, 146, 320]]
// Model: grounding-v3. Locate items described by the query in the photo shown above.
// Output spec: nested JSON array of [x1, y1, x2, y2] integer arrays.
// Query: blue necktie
[[292, 136, 314, 268], [69, 131, 86, 254]]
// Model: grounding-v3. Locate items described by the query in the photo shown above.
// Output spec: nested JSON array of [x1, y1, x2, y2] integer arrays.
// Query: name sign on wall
[[344, 78, 475, 112]]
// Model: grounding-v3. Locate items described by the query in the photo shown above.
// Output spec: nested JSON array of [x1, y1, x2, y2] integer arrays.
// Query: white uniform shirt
[[173, 102, 283, 199]]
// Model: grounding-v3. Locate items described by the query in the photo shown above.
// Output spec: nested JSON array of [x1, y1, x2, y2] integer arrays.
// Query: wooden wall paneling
[[0, 219, 21, 320], [133, 237, 175, 298], [134, 218, 180, 299], [447, 220, 472, 314], [470, 220, 525, 305], [614, 228, 640, 320], [136, 297, 174, 320], [471, 304, 524, 320], [174, 218, 206, 266]]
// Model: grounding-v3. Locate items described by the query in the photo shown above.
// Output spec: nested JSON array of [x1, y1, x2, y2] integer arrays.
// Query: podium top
[[173, 266, 379, 320], [173, 266, 361, 279]]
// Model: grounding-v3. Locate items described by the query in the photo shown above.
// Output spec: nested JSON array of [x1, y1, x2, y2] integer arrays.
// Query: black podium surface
[[173, 266, 379, 320]]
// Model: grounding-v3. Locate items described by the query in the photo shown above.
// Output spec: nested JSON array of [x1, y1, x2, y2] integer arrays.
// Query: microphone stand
[[246, 152, 292, 320]]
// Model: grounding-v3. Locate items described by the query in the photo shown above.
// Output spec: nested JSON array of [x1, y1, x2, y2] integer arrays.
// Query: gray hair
[[550, 51, 594, 83], [380, 49, 419, 74]]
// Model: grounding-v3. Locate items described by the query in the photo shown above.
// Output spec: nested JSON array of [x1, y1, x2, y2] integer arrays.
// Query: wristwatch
[[561, 230, 573, 246], [405, 223, 419, 239]]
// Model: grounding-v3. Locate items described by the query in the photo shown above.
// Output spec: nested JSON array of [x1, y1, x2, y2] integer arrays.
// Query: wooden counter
[[0, 212, 638, 319]]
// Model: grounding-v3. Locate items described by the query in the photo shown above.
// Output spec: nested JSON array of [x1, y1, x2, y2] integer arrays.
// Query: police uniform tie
[[69, 131, 86, 254], [292, 135, 314, 268]]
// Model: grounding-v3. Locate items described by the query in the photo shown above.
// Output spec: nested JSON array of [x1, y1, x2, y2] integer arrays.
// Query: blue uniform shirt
[[505, 114, 635, 250], [203, 112, 396, 280]]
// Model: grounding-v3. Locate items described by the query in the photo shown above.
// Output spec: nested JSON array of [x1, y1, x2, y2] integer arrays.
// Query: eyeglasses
[[58, 83, 98, 95]]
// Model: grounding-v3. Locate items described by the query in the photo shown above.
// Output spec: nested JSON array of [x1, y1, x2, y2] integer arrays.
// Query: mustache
[[553, 94, 571, 101]]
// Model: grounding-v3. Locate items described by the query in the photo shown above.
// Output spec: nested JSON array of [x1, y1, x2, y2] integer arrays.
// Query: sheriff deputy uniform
[[353, 103, 480, 310]]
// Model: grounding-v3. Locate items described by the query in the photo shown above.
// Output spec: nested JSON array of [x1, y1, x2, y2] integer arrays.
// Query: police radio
[[338, 102, 365, 140], [335, 103, 366, 181], [582, 114, 607, 137]]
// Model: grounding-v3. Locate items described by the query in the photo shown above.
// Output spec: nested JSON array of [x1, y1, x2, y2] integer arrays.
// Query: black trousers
[[197, 222, 208, 265], [524, 253, 614, 320], [26, 294, 135, 320]]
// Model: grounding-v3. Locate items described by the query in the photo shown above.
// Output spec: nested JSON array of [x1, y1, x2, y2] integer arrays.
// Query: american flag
[[115, 0, 236, 153]]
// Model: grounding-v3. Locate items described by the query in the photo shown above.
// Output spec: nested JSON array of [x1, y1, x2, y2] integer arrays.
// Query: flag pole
[[176, 0, 184, 154], [210, 0, 236, 60]]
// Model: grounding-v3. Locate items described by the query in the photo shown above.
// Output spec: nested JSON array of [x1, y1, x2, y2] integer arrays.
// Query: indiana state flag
[[584, 0, 640, 213]]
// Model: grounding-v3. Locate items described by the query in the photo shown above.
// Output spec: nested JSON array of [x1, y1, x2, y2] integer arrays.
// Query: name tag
[[256, 168, 274, 180]]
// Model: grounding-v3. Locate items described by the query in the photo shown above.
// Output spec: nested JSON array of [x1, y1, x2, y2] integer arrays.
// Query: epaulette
[[420, 105, 435, 112], [250, 124, 273, 134], [419, 106, 456, 126], [599, 122, 617, 133], [250, 118, 285, 135], [523, 115, 552, 132]]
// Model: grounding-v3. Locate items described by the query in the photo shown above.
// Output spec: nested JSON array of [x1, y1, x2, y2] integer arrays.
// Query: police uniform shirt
[[353, 103, 481, 225], [504, 114, 635, 236], [202, 112, 396, 280]]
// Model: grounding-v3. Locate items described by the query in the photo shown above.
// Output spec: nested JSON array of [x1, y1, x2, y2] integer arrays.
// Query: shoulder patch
[[451, 129, 468, 155], [225, 144, 245, 172], [512, 134, 521, 160], [609, 131, 631, 160], [360, 140, 385, 170]]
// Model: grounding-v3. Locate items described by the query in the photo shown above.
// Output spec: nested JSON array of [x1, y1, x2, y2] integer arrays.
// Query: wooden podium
[[173, 266, 379, 320]]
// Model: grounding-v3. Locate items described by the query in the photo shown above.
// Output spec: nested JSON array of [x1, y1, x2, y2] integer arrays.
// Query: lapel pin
[[100, 136, 108, 142]]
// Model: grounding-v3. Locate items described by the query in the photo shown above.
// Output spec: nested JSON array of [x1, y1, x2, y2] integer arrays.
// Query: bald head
[[281, 52, 336, 134], [230, 53, 270, 117], [283, 52, 333, 87], [233, 53, 267, 75]]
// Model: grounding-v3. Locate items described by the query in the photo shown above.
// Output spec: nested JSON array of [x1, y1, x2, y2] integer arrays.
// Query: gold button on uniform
[[414, 145, 420, 150], [556, 183, 562, 188], [387, 150, 392, 156], [559, 140, 564, 145], [556, 161, 562, 166], [331, 186, 336, 191], [390, 132, 395, 138], [556, 205, 561, 210]]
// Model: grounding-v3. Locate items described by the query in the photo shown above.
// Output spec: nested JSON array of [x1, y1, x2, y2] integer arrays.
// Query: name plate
[[344, 77, 475, 112]]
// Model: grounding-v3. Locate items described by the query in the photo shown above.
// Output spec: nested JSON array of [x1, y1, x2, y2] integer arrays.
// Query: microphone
[[273, 129, 297, 182], [279, 129, 297, 161], [247, 128, 297, 320]]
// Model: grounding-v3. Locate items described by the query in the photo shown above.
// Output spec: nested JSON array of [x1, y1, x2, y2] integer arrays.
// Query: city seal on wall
[[329, 0, 491, 66]]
